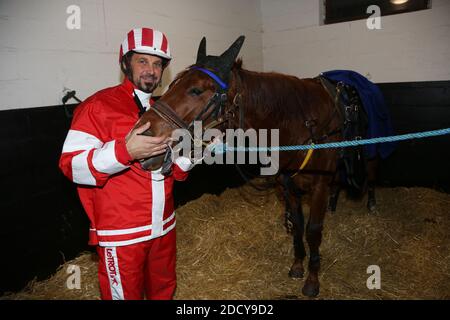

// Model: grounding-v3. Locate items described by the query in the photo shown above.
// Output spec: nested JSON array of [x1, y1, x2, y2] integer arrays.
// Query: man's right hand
[[125, 122, 169, 160]]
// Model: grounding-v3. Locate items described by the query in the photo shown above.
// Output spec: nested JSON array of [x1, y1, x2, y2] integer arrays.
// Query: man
[[59, 28, 194, 300]]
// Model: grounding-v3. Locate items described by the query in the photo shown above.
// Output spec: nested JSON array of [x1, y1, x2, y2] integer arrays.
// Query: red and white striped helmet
[[119, 27, 172, 62]]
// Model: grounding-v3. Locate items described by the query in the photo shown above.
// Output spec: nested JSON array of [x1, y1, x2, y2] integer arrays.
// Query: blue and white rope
[[212, 128, 450, 153]]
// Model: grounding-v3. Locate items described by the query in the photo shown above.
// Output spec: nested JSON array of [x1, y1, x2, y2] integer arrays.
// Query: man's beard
[[132, 73, 159, 93]]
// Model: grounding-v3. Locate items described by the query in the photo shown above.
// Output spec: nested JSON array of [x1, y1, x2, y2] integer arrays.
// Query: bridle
[[141, 66, 243, 174], [151, 66, 240, 135]]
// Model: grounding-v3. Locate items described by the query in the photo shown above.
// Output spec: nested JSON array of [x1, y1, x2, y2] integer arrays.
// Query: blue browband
[[191, 66, 228, 90]]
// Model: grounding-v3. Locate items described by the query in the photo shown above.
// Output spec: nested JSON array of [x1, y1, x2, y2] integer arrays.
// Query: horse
[[135, 36, 374, 297]]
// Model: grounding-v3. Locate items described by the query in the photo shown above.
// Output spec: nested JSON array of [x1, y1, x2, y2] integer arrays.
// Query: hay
[[3, 185, 449, 300]]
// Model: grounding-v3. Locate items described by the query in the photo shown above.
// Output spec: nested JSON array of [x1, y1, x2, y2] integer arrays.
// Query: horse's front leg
[[303, 175, 331, 297], [289, 200, 307, 279], [280, 174, 307, 279]]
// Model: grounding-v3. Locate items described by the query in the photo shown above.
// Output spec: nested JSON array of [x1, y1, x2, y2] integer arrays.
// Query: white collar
[[134, 89, 152, 109]]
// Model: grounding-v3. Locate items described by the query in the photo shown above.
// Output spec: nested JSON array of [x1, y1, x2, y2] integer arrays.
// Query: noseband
[[151, 91, 229, 133]]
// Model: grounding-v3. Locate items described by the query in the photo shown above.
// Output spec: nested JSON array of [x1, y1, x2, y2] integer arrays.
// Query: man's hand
[[125, 122, 169, 160]]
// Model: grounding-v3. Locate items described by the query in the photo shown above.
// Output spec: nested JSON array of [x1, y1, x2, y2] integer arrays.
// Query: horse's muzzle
[[139, 148, 173, 176]]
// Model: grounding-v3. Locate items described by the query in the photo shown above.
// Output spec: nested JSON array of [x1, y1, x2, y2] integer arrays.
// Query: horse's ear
[[220, 35, 245, 69], [196, 37, 207, 64]]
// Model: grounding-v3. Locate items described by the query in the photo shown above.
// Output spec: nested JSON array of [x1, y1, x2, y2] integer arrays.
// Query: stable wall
[[0, 0, 263, 111], [261, 0, 450, 82]]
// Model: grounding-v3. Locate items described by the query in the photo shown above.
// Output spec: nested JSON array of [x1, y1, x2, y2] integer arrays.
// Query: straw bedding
[[4, 185, 449, 300]]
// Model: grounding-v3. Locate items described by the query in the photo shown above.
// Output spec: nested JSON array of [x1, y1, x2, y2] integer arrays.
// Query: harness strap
[[290, 145, 315, 178], [289, 77, 345, 177], [189, 93, 223, 129], [224, 70, 244, 130], [318, 76, 344, 121], [233, 69, 244, 129], [300, 148, 314, 170]]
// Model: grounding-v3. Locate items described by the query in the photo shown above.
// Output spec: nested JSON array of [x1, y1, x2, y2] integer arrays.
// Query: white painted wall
[[0, 0, 263, 110], [261, 0, 450, 83], [2, 0, 449, 110]]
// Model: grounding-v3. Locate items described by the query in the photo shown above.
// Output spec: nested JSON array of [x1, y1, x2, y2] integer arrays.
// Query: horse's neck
[[232, 68, 281, 130], [231, 68, 332, 134]]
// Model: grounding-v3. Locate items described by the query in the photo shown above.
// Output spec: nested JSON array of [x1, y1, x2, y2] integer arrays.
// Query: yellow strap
[[291, 145, 314, 177], [300, 147, 314, 170]]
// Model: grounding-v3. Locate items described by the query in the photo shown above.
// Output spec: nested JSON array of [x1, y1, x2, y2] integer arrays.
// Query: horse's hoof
[[327, 207, 336, 214], [367, 201, 377, 213], [327, 199, 338, 213], [288, 264, 304, 279], [302, 279, 320, 297]]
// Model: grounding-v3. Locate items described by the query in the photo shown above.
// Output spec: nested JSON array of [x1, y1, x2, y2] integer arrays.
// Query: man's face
[[129, 53, 164, 93]]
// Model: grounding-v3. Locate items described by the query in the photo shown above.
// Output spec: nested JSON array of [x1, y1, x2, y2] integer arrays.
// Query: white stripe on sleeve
[[72, 150, 96, 185], [92, 140, 129, 174], [62, 130, 103, 153]]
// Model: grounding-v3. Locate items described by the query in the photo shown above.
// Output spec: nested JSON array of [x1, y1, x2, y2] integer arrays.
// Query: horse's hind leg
[[367, 158, 378, 212], [303, 175, 331, 297], [327, 173, 341, 213], [280, 174, 306, 279]]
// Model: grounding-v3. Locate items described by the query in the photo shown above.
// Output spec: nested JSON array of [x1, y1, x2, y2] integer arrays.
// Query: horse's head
[[137, 35, 245, 173]]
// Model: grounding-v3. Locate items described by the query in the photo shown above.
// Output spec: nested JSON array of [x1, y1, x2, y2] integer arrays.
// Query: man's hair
[[120, 51, 169, 79]]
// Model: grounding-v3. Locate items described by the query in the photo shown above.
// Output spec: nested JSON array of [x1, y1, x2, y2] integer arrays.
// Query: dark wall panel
[[0, 104, 90, 295], [377, 81, 450, 191]]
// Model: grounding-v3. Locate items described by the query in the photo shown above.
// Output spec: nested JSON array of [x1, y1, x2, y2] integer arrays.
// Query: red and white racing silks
[[59, 77, 192, 247], [96, 230, 177, 299]]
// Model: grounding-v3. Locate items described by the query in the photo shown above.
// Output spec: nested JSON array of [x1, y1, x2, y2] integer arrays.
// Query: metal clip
[[220, 93, 228, 103], [232, 93, 242, 106], [305, 120, 317, 128]]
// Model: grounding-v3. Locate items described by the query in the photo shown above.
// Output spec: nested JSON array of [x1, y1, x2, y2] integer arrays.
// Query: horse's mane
[[232, 59, 315, 121], [169, 67, 191, 89]]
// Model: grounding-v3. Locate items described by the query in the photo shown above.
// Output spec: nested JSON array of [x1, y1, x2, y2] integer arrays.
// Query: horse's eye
[[189, 87, 204, 96]]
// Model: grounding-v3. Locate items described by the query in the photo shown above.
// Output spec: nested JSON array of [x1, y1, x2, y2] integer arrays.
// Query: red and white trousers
[[96, 229, 176, 300]]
